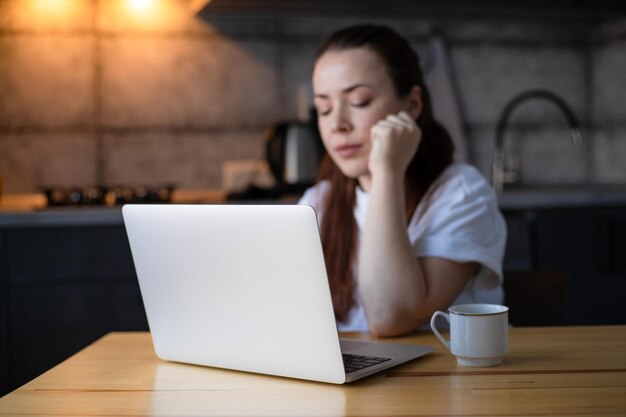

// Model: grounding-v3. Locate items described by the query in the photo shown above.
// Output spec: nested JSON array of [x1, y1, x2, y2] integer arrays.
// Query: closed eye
[[313, 96, 330, 116], [352, 100, 371, 108], [317, 108, 331, 116]]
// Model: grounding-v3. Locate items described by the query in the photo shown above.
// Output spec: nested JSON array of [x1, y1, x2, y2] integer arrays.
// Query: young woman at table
[[299, 24, 507, 337]]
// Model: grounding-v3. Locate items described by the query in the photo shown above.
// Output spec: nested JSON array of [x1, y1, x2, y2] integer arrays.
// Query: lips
[[334, 143, 362, 158]]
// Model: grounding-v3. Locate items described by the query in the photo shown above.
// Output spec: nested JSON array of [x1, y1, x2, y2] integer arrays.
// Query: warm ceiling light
[[127, 0, 154, 12]]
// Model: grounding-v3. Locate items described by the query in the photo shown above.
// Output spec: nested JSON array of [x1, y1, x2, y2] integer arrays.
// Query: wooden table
[[1, 326, 625, 416]]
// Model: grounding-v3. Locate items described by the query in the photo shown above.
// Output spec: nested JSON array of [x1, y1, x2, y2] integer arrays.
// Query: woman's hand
[[368, 111, 422, 178]]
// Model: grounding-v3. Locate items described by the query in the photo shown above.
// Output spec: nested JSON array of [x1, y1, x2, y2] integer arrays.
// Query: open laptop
[[122, 204, 433, 384]]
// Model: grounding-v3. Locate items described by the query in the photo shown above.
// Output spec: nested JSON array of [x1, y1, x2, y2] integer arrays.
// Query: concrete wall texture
[[0, 0, 624, 194]]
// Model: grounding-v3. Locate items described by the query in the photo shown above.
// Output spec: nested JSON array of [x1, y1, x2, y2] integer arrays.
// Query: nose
[[330, 104, 352, 133], [332, 120, 351, 133]]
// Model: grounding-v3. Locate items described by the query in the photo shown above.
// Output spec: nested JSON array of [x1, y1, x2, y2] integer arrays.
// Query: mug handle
[[430, 311, 451, 350]]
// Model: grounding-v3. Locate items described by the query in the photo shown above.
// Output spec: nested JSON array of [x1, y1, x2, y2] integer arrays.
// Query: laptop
[[122, 204, 433, 384]]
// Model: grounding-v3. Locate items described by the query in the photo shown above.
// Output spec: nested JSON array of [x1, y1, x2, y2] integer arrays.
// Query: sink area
[[497, 183, 626, 209]]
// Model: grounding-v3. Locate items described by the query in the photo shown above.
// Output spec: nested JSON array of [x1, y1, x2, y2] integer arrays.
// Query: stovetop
[[41, 185, 175, 207]]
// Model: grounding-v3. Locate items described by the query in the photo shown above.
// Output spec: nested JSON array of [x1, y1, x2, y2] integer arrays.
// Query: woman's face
[[312, 47, 408, 181]]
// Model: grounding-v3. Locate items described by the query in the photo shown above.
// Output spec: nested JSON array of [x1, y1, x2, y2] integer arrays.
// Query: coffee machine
[[226, 109, 325, 200], [265, 119, 325, 193]]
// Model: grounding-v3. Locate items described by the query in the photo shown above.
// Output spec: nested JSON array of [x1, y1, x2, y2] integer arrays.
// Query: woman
[[299, 24, 506, 337]]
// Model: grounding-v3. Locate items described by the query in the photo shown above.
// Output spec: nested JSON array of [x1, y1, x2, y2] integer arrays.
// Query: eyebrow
[[314, 83, 374, 99]]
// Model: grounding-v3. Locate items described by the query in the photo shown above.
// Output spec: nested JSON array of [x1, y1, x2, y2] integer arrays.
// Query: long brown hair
[[315, 24, 455, 322]]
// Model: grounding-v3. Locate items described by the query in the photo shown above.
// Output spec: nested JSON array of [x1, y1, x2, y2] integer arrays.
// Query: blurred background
[[0, 0, 625, 196]]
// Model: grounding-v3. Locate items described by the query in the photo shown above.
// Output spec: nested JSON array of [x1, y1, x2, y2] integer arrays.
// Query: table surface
[[1, 326, 625, 416]]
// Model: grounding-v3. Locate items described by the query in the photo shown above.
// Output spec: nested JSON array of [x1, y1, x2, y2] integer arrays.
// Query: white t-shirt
[[298, 162, 507, 332]]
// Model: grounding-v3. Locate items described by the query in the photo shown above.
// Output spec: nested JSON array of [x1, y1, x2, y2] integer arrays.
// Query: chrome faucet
[[492, 89, 583, 193]]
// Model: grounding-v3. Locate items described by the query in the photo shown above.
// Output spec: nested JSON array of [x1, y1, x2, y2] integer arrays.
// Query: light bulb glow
[[128, 0, 154, 12]]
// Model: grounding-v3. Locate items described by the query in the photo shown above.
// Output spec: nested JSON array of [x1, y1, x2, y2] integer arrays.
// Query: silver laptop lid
[[123, 204, 345, 384]]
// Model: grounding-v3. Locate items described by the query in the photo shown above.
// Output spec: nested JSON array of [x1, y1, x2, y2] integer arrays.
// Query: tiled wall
[[592, 21, 626, 182], [0, 0, 624, 194]]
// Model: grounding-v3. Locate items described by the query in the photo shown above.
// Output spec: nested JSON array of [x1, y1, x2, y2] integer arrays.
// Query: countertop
[[0, 189, 301, 228], [2, 184, 626, 228], [0, 189, 225, 227], [497, 183, 626, 210]]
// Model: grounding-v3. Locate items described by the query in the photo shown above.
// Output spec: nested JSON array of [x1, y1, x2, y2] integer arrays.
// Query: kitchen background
[[1, 0, 625, 196], [2, 0, 626, 397]]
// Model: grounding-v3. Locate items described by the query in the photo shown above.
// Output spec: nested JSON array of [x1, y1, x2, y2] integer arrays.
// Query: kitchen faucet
[[492, 89, 583, 193]]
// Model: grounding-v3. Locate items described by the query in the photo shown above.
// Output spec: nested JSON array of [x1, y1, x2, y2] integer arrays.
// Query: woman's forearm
[[358, 171, 427, 336]]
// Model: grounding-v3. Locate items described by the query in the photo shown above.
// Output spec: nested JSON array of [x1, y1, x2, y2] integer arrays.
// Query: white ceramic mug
[[430, 304, 509, 367]]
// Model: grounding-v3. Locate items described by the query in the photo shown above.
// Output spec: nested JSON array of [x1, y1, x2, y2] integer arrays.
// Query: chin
[[334, 159, 368, 179]]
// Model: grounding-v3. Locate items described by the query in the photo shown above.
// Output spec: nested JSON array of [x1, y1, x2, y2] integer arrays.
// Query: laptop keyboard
[[342, 353, 391, 374]]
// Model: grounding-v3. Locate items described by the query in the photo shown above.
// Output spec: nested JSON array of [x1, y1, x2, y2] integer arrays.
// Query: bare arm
[[358, 112, 478, 337]]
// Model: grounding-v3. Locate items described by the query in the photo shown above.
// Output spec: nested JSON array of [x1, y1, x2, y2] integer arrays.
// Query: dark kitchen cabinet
[[0, 221, 148, 396], [0, 233, 8, 395], [502, 206, 626, 326]]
